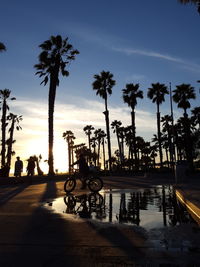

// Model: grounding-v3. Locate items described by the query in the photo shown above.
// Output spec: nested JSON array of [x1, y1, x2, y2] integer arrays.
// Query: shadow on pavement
[[0, 184, 29, 206], [0, 181, 82, 267]]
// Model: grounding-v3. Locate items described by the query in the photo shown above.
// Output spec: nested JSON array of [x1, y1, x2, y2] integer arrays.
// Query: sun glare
[[11, 138, 68, 175]]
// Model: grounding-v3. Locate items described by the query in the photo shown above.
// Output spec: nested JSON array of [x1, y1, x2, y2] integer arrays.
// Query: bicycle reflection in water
[[63, 192, 105, 219]]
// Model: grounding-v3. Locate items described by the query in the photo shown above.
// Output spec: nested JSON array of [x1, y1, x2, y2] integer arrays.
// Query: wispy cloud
[[125, 74, 146, 83], [10, 96, 156, 158], [112, 46, 200, 74], [112, 47, 184, 63], [62, 23, 200, 74]]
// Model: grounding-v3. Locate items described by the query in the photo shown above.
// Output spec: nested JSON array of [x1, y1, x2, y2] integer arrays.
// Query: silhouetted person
[[89, 161, 96, 173], [14, 156, 23, 178], [72, 154, 89, 189], [27, 157, 35, 177]]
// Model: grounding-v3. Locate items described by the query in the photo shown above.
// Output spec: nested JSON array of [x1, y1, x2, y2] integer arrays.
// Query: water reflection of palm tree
[[162, 186, 167, 226], [109, 189, 113, 223], [119, 193, 128, 223]]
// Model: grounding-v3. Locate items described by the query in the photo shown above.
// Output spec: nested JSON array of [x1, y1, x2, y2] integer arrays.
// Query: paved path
[[0, 175, 199, 266]]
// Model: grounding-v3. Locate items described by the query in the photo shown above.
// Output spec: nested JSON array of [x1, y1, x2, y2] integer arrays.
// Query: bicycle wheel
[[64, 178, 76, 193], [88, 177, 103, 192], [88, 192, 103, 208], [64, 195, 76, 208]]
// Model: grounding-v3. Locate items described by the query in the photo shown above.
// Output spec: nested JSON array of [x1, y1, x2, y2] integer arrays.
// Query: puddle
[[42, 185, 200, 252], [43, 185, 199, 229]]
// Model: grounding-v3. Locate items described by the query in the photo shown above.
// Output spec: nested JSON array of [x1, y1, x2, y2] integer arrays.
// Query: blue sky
[[0, 0, 200, 172]]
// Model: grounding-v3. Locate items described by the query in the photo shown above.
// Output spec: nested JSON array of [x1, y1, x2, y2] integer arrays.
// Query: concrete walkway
[[0, 174, 199, 266]]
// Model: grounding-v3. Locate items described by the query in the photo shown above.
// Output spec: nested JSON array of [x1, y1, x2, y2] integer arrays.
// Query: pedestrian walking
[[14, 157, 23, 178], [27, 156, 35, 177]]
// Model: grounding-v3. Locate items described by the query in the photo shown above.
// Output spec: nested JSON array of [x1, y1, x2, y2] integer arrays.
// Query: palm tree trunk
[[184, 112, 193, 170], [102, 138, 106, 170], [97, 140, 100, 166], [6, 118, 15, 176], [157, 108, 163, 168], [48, 73, 57, 176], [116, 129, 123, 166], [131, 110, 138, 170], [68, 141, 71, 173], [104, 109, 112, 171], [1, 100, 7, 167], [165, 148, 169, 168]]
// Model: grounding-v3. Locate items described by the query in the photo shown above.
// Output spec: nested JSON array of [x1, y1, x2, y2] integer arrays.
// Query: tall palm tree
[[63, 130, 75, 174], [173, 84, 195, 117], [173, 83, 196, 168], [179, 0, 199, 2], [92, 71, 116, 170], [0, 89, 16, 168], [118, 126, 126, 162], [191, 106, 200, 128], [34, 35, 79, 175], [6, 113, 22, 175], [100, 130, 107, 170], [90, 136, 98, 166], [161, 115, 174, 168], [111, 120, 123, 164], [178, 0, 200, 13], [147, 83, 169, 168], [122, 83, 143, 170], [0, 42, 6, 52], [83, 125, 94, 152]]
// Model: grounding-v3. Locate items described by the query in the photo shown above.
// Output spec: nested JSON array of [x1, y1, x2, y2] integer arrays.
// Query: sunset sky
[[0, 0, 200, 173]]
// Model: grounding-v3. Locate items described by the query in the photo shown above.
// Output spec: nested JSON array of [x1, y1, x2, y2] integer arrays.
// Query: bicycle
[[63, 192, 104, 217], [64, 172, 103, 193]]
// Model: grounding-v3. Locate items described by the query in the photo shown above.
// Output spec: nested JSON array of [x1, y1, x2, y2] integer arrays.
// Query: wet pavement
[[0, 174, 199, 266]]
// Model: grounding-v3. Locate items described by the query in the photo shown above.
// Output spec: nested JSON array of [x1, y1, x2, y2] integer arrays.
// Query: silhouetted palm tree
[[150, 144, 158, 169], [147, 83, 169, 168], [191, 106, 200, 128], [0, 42, 6, 52], [111, 120, 123, 164], [90, 136, 98, 166], [32, 155, 44, 176], [83, 125, 94, 152], [100, 130, 106, 170], [173, 84, 196, 168], [63, 130, 75, 173], [35, 35, 79, 175], [122, 83, 143, 170], [6, 113, 22, 175], [94, 128, 104, 167], [118, 126, 126, 162], [92, 71, 116, 170], [178, 0, 200, 13], [136, 136, 145, 167], [161, 115, 174, 168], [0, 89, 16, 168], [124, 126, 134, 163], [173, 84, 195, 117]]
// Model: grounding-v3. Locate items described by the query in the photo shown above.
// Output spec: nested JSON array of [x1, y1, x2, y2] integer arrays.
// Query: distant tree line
[[1, 28, 200, 177], [0, 42, 23, 177]]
